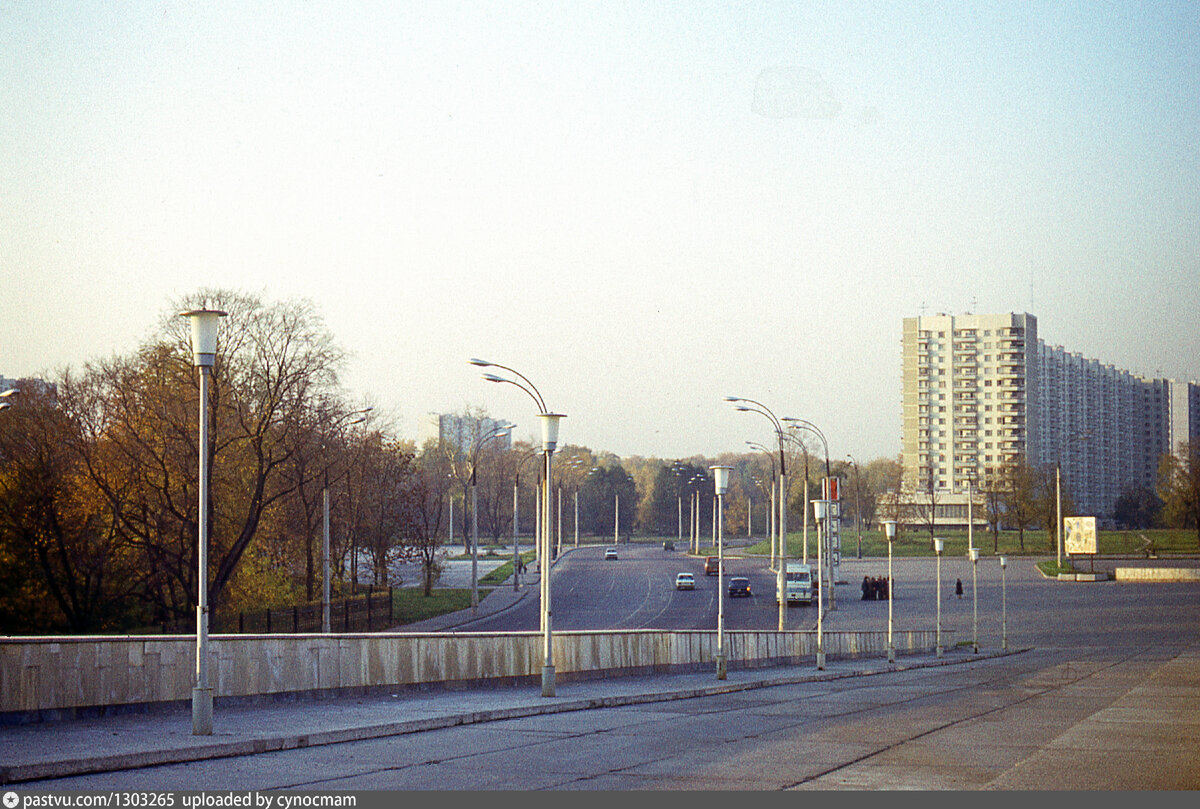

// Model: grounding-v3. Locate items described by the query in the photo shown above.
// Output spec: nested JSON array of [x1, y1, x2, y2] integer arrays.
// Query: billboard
[[1064, 516, 1097, 555]]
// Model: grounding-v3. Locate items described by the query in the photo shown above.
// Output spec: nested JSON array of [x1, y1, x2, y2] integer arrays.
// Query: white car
[[604, 548, 619, 560], [675, 572, 695, 590]]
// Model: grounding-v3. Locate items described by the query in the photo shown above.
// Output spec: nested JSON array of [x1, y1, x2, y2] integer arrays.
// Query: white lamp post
[[180, 307, 226, 736], [538, 412, 565, 696], [970, 546, 980, 654], [934, 537, 944, 659], [813, 498, 829, 670], [883, 520, 897, 663], [711, 465, 731, 680], [999, 555, 1008, 651]]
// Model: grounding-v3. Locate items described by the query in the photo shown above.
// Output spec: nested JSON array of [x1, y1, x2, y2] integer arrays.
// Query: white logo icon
[[3, 791, 19, 809]]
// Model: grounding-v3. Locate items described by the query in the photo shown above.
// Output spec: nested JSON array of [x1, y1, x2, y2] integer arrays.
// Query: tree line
[[2, 290, 1197, 633]]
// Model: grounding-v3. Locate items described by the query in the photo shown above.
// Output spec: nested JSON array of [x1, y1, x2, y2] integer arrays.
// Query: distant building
[[418, 413, 513, 454], [901, 313, 1198, 526]]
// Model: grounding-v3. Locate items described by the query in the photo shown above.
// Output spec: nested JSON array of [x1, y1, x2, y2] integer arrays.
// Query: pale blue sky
[[3, 1, 1197, 461]]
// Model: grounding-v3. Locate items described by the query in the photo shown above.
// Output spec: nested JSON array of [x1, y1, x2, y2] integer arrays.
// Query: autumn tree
[[1158, 443, 1200, 544]]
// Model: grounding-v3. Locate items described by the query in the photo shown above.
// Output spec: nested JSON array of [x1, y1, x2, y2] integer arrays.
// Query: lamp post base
[[936, 644, 944, 659], [191, 688, 213, 736], [541, 665, 556, 697], [887, 646, 895, 664], [716, 654, 727, 680], [816, 651, 825, 670]]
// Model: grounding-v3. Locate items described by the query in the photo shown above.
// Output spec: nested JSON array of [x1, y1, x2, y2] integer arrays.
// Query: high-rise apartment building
[[418, 413, 513, 454], [901, 313, 1198, 525]]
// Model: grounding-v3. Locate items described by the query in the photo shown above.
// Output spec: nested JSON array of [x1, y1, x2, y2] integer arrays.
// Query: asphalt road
[[15, 543, 1200, 791]]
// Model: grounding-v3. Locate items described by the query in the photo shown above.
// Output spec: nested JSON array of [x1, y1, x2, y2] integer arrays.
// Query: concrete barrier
[[0, 629, 941, 722], [1113, 568, 1200, 582]]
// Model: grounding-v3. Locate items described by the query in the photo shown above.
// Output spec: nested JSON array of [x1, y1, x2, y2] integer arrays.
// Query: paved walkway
[[0, 647, 1004, 785]]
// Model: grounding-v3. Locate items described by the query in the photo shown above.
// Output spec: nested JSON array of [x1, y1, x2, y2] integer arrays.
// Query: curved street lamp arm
[[473, 360, 547, 412], [482, 374, 546, 414]]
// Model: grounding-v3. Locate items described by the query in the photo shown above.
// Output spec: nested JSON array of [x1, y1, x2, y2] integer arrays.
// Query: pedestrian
[[862, 576, 871, 601], [955, 578, 963, 599]]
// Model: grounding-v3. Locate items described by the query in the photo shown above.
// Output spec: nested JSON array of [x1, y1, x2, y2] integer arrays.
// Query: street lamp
[[747, 441, 778, 569], [473, 359, 564, 698], [180, 307, 227, 736], [469, 422, 514, 614], [1056, 431, 1091, 568], [513, 448, 541, 592], [969, 547, 980, 654], [847, 455, 862, 560], [999, 555, 1008, 651], [812, 498, 829, 670], [323, 407, 373, 632], [711, 465, 732, 680], [934, 537, 944, 658], [0, 388, 19, 412], [727, 396, 788, 632], [883, 519, 897, 663]]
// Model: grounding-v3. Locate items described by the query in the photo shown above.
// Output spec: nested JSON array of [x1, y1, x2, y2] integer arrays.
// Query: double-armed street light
[[934, 538, 944, 658], [0, 387, 19, 412], [513, 448, 542, 592], [323, 406, 373, 632], [180, 307, 227, 737], [1000, 555, 1009, 651], [746, 441, 779, 569], [471, 359, 564, 698], [969, 547, 981, 654], [468, 421, 515, 614], [883, 520, 897, 663], [711, 465, 732, 680], [1056, 431, 1091, 568], [847, 455, 862, 560], [726, 397, 789, 632], [812, 498, 830, 670]]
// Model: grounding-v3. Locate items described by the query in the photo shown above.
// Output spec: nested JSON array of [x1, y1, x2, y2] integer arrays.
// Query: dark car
[[662, 540, 675, 551], [728, 577, 752, 597], [704, 556, 719, 576]]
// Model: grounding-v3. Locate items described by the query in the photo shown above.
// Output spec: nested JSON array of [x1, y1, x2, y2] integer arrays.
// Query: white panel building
[[902, 313, 1198, 525]]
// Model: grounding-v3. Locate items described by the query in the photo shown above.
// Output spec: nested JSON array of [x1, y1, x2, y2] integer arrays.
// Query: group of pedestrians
[[861, 575, 891, 600]]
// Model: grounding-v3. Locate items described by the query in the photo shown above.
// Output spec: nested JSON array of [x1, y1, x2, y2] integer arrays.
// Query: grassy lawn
[[479, 550, 538, 585], [738, 527, 1199, 558], [391, 587, 489, 624]]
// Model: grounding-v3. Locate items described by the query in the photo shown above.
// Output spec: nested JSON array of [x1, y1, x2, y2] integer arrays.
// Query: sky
[[3, 1, 1198, 463]]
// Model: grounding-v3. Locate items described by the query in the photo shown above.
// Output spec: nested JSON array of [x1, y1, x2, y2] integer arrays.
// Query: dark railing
[[163, 587, 394, 634]]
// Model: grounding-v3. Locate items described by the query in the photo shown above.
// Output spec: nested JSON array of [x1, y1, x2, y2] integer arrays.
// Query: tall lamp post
[[812, 498, 829, 669], [711, 465, 732, 680], [472, 359, 564, 698], [514, 448, 541, 592], [934, 537, 944, 658], [999, 555, 1008, 651], [469, 422, 514, 614], [969, 547, 980, 654], [784, 418, 831, 597], [847, 455, 862, 560], [180, 307, 227, 736], [726, 396, 788, 631], [1056, 431, 1091, 568], [883, 520, 897, 663], [747, 441, 778, 569], [322, 407, 372, 633]]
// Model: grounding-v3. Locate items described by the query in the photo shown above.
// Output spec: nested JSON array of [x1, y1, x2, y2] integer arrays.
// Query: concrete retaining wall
[[1114, 567, 1200, 582], [0, 629, 940, 721]]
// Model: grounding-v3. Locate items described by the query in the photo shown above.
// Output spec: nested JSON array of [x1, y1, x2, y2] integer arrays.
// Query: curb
[[0, 647, 1025, 784]]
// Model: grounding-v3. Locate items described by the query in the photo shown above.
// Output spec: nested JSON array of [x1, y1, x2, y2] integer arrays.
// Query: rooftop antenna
[[919, 300, 928, 316]]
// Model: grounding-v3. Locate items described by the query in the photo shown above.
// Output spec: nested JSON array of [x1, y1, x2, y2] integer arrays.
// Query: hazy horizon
[[4, 2, 1197, 462]]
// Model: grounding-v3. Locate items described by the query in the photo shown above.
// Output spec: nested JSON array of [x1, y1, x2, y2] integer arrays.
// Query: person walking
[[955, 578, 963, 599]]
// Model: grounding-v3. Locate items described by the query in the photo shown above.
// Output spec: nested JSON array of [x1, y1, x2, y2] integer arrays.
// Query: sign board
[[1064, 516, 1097, 555]]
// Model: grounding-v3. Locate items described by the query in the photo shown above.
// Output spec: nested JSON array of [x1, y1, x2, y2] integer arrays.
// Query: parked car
[[662, 540, 675, 551], [604, 548, 619, 560], [704, 556, 719, 575], [728, 577, 752, 597], [674, 572, 695, 590]]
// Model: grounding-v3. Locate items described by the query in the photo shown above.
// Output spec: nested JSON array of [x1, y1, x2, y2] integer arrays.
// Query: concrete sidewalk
[[0, 648, 1004, 785]]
